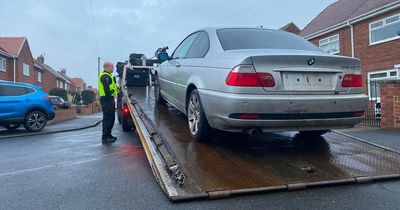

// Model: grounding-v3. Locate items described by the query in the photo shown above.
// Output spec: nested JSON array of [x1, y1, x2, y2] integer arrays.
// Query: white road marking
[[0, 151, 126, 178]]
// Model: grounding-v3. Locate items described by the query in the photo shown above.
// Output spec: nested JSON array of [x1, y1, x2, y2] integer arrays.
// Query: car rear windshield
[[217, 28, 322, 51]]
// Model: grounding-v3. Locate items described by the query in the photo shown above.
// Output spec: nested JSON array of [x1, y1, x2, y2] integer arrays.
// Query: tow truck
[[116, 50, 400, 202]]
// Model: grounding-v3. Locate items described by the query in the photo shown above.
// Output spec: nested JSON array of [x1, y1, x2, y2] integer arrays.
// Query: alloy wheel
[[27, 112, 46, 131], [188, 94, 201, 135]]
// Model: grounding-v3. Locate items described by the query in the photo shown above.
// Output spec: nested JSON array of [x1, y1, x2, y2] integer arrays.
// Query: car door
[[0, 84, 32, 119], [160, 32, 199, 111], [176, 31, 210, 108]]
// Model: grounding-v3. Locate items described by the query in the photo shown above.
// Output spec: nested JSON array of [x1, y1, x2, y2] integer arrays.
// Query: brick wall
[[15, 41, 36, 84], [380, 80, 400, 129], [309, 27, 353, 58], [49, 106, 77, 124], [79, 103, 101, 115], [0, 55, 15, 81]]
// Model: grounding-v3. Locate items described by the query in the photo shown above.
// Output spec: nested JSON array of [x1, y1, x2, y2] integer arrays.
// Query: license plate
[[282, 72, 335, 91]]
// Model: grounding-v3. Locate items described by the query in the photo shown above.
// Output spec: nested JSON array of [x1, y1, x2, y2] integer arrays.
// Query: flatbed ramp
[[122, 84, 400, 201]]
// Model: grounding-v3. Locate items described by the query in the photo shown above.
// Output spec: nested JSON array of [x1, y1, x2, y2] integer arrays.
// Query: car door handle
[[174, 62, 181, 67]]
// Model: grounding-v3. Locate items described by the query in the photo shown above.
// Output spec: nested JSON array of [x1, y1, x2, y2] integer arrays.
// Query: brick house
[[300, 0, 400, 101], [70, 78, 86, 93], [0, 37, 39, 84], [280, 22, 301, 35], [33, 55, 70, 93]]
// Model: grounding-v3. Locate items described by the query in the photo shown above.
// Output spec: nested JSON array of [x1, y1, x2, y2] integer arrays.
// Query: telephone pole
[[97, 57, 100, 77]]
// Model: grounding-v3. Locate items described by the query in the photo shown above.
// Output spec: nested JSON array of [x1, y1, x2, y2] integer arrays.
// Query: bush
[[81, 90, 96, 105], [49, 88, 68, 101], [70, 92, 81, 104]]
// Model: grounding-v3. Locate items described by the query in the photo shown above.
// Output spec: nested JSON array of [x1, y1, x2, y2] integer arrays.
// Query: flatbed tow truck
[[117, 55, 400, 202]]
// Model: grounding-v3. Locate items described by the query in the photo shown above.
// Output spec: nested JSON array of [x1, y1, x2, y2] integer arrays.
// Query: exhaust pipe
[[245, 128, 262, 136]]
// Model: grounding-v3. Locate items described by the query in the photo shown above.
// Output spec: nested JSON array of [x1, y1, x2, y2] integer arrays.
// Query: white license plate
[[282, 72, 335, 91]]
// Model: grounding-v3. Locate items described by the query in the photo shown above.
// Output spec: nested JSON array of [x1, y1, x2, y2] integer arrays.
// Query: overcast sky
[[0, 0, 335, 87]]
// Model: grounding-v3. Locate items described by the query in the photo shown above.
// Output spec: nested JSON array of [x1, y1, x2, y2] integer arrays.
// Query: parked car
[[0, 81, 55, 132], [154, 27, 368, 142], [49, 95, 70, 109]]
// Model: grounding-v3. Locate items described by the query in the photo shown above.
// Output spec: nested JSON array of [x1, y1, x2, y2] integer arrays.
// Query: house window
[[370, 13, 400, 45], [37, 72, 42, 82], [0, 58, 6, 72], [319, 34, 340, 54], [368, 69, 399, 100], [23, 63, 30, 76]]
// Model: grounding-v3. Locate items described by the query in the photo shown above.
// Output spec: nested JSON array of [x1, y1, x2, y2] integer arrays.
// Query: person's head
[[103, 61, 114, 73]]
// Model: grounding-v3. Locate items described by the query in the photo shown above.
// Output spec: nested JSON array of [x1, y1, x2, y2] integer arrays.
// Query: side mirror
[[157, 52, 169, 63]]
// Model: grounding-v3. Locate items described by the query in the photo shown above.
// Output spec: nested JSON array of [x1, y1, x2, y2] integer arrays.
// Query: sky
[[0, 0, 335, 87]]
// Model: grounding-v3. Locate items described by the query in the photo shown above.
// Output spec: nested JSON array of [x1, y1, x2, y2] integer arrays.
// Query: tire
[[24, 111, 47, 132], [122, 114, 131, 132], [154, 75, 165, 104], [298, 130, 330, 137], [187, 89, 213, 142], [4, 124, 21, 131]]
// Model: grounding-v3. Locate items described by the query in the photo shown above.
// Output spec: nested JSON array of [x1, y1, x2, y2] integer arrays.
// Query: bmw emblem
[[307, 58, 315, 66]]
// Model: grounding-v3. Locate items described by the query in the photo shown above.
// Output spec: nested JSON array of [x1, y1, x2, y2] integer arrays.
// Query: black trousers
[[100, 96, 115, 138]]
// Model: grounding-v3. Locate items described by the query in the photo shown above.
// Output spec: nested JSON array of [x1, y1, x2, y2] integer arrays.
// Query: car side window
[[0, 85, 33, 96], [186, 32, 210, 59], [171, 32, 199, 59]]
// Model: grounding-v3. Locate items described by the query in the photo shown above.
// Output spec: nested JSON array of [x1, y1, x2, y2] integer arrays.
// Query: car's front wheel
[[187, 89, 213, 142], [154, 75, 165, 104], [298, 130, 330, 137], [24, 111, 47, 132]]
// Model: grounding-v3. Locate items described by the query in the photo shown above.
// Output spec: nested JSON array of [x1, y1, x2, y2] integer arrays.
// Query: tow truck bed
[[120, 66, 400, 201]]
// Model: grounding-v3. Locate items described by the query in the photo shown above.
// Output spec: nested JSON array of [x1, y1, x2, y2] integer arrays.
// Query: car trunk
[[250, 54, 360, 93]]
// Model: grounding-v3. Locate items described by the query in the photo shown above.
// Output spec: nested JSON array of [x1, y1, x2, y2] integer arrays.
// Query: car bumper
[[198, 89, 368, 132], [47, 112, 55, 120]]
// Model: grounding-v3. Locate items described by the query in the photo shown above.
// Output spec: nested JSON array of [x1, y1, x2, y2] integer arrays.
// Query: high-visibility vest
[[98, 71, 117, 97]]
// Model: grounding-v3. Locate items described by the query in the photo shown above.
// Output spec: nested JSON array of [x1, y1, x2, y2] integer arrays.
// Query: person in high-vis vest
[[98, 61, 118, 144]]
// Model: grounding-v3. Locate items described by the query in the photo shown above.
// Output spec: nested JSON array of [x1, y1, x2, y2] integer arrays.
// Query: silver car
[[154, 27, 368, 142]]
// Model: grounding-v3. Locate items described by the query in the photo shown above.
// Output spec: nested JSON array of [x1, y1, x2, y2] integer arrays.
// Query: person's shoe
[[102, 136, 115, 145], [108, 134, 117, 142]]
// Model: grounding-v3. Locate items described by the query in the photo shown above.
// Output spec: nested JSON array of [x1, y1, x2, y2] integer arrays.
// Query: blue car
[[0, 81, 55, 132]]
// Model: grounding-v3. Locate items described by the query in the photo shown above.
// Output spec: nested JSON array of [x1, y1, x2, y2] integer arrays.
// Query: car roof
[[200, 27, 283, 33], [0, 80, 41, 89]]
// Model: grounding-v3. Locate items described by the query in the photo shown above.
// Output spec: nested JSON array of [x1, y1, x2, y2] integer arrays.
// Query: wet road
[[1, 123, 400, 209]]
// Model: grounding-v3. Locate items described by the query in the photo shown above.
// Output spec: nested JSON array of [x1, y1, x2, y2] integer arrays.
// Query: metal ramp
[[120, 69, 400, 202]]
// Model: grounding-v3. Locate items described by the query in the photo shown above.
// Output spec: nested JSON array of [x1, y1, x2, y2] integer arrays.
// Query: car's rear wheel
[[154, 75, 165, 104], [24, 111, 47, 132], [187, 89, 213, 142], [4, 124, 20, 131], [298, 130, 330, 137]]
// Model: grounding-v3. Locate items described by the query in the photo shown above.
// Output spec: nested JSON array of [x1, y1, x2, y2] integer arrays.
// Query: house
[[280, 22, 301, 34], [0, 37, 39, 85], [34, 55, 70, 92], [300, 0, 400, 100], [70, 77, 86, 93]]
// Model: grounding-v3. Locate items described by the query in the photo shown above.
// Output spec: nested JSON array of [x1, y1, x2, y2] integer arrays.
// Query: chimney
[[37, 55, 45, 64], [60, 68, 66, 75], [88, 85, 92, 89]]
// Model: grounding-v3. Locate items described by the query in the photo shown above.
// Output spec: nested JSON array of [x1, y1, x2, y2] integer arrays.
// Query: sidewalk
[[0, 113, 103, 139], [338, 126, 400, 151]]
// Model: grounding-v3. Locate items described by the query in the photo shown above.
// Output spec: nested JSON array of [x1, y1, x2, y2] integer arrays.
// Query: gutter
[[13, 57, 16, 82], [304, 1, 400, 40], [347, 21, 355, 58]]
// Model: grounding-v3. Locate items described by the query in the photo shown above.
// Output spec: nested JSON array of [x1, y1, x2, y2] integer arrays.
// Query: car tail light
[[44, 96, 52, 103], [123, 107, 130, 114], [342, 74, 362, 87], [226, 65, 275, 87], [353, 111, 365, 117]]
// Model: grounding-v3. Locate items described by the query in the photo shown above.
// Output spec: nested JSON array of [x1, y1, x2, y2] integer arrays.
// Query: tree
[[49, 88, 68, 101], [81, 90, 96, 105], [74, 92, 82, 104]]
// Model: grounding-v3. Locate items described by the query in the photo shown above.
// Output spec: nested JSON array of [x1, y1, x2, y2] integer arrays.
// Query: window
[[319, 34, 340, 54], [0, 58, 6, 72], [368, 69, 399, 100], [186, 32, 210, 58], [370, 14, 400, 45], [0, 85, 34, 96], [172, 32, 199, 59], [23, 63, 30, 76], [217, 28, 321, 51], [37, 72, 42, 82]]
